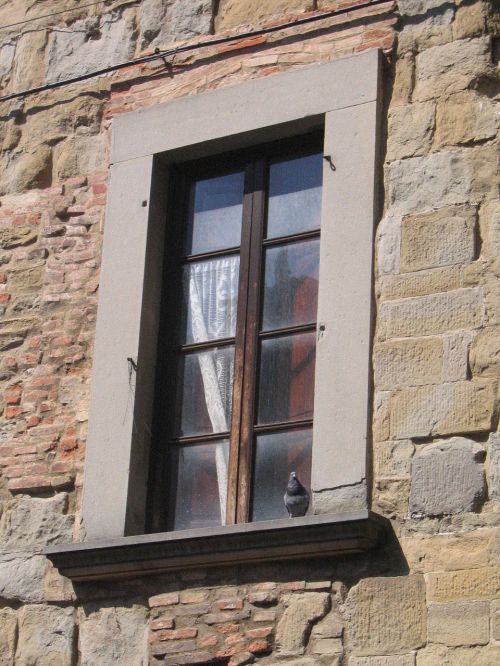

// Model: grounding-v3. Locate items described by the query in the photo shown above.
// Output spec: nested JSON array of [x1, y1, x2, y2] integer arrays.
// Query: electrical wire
[[0, 0, 392, 104], [0, 0, 113, 31]]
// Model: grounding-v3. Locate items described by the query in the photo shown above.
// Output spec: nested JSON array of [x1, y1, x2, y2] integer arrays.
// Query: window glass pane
[[174, 346, 234, 437], [181, 256, 240, 344], [262, 238, 319, 331], [185, 171, 245, 255], [266, 153, 323, 239], [257, 332, 315, 425], [170, 439, 229, 530], [251, 428, 312, 522]]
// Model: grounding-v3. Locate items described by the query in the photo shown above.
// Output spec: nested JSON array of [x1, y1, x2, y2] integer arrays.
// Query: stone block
[[6, 261, 44, 291], [387, 151, 472, 217], [397, 0, 449, 16], [390, 381, 494, 439], [311, 613, 343, 639], [312, 637, 342, 654], [16, 605, 75, 666], [373, 337, 443, 390], [0, 493, 73, 553], [470, 144, 500, 201], [376, 215, 401, 276], [386, 102, 435, 161], [0, 226, 37, 250], [409, 437, 486, 516], [377, 265, 466, 302], [391, 53, 414, 107], [350, 656, 415, 666], [26, 95, 104, 147], [0, 553, 47, 603], [426, 567, 500, 602], [470, 327, 500, 378], [400, 529, 493, 574], [10, 29, 48, 90], [374, 440, 415, 478], [140, 0, 213, 49], [215, 0, 312, 31], [53, 134, 106, 180], [8, 145, 53, 195], [488, 433, 500, 501], [46, 11, 136, 82], [400, 205, 476, 272], [313, 481, 367, 515], [373, 391, 391, 443], [0, 42, 15, 78], [479, 199, 500, 258], [454, 1, 487, 39], [414, 37, 492, 101], [378, 288, 485, 340], [275, 592, 329, 655], [346, 575, 426, 655], [427, 601, 489, 646], [442, 331, 473, 382], [373, 479, 410, 519], [79, 605, 148, 666], [0, 608, 16, 666], [492, 599, 500, 642], [435, 92, 498, 148]]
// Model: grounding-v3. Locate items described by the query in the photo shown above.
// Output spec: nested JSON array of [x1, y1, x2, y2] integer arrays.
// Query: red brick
[[92, 182, 107, 195], [197, 635, 218, 648], [180, 590, 209, 604], [216, 642, 249, 659], [150, 617, 175, 631], [4, 406, 22, 418], [229, 653, 254, 666], [247, 639, 270, 654], [149, 592, 180, 608], [155, 628, 198, 641], [8, 476, 51, 492], [217, 598, 244, 610], [0, 292, 11, 303], [245, 627, 273, 639], [215, 623, 239, 634], [281, 581, 305, 591]]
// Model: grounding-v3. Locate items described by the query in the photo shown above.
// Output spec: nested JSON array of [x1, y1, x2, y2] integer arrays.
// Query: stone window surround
[[78, 49, 382, 544]]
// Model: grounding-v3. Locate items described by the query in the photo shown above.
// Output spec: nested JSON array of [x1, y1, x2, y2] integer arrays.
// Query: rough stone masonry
[[0, 0, 499, 664]]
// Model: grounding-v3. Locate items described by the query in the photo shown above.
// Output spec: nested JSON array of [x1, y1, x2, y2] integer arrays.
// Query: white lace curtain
[[184, 255, 239, 524]]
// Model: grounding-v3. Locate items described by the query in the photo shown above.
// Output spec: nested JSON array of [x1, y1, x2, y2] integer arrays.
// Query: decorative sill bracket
[[45, 511, 388, 582]]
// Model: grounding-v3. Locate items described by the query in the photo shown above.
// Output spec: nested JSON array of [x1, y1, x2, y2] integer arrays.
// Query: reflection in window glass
[[185, 171, 245, 255], [170, 439, 229, 529], [174, 346, 234, 438], [181, 256, 240, 344], [257, 332, 316, 425], [252, 428, 312, 522], [267, 153, 323, 239], [262, 239, 319, 331]]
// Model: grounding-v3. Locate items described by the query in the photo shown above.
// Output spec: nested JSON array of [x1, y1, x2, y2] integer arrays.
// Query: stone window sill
[[45, 511, 388, 581]]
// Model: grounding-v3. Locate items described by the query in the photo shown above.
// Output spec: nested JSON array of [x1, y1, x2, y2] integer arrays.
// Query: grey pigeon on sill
[[284, 471, 310, 518]]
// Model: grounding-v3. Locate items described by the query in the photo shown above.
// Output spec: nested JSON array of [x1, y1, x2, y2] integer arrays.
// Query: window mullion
[[234, 159, 266, 524], [225, 162, 256, 525]]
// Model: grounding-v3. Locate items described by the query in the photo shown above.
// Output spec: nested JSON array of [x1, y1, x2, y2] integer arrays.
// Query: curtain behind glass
[[184, 256, 239, 523]]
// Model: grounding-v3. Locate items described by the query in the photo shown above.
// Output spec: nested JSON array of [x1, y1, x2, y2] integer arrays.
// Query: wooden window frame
[[149, 135, 323, 531], [78, 50, 382, 541]]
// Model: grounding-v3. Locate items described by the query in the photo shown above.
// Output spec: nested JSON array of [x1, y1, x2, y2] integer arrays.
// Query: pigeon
[[284, 471, 310, 518]]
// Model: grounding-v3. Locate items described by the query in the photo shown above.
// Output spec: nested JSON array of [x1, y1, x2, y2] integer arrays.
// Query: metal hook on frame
[[323, 155, 336, 171]]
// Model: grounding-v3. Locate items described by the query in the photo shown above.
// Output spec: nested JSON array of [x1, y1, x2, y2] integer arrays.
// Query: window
[[148, 137, 323, 532], [79, 50, 381, 542]]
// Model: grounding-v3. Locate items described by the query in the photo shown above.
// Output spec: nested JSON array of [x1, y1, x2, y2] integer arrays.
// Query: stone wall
[[0, 0, 499, 664]]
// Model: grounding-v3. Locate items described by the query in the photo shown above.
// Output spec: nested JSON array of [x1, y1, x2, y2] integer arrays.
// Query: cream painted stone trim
[[82, 49, 382, 539]]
